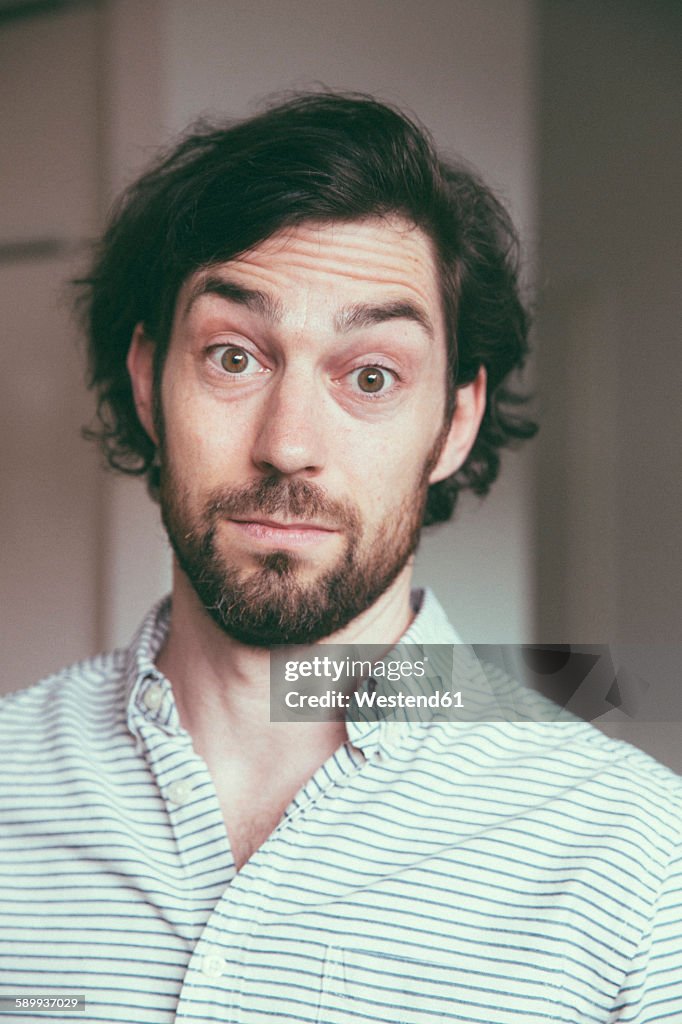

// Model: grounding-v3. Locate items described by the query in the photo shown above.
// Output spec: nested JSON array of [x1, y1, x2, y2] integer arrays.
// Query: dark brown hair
[[78, 91, 536, 524]]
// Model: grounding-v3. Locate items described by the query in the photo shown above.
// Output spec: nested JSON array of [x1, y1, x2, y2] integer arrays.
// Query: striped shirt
[[1, 590, 681, 1023]]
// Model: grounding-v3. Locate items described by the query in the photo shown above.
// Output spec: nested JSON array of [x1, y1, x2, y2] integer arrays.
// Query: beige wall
[[536, 0, 682, 646], [0, 3, 101, 688], [536, 1, 682, 769]]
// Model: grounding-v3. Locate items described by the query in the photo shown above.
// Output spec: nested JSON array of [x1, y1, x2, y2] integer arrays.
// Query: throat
[[209, 722, 350, 872], [221, 797, 287, 873]]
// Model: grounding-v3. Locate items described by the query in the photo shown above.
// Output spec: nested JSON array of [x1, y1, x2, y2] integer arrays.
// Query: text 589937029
[[0, 996, 84, 1014]]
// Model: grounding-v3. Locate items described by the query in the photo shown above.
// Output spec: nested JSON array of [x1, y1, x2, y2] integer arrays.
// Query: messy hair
[[78, 91, 536, 524]]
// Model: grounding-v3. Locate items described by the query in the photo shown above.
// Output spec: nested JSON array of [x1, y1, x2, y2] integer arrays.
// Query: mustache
[[203, 477, 360, 532]]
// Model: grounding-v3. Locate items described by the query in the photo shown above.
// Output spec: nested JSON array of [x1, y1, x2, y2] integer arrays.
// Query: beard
[[158, 447, 440, 648]]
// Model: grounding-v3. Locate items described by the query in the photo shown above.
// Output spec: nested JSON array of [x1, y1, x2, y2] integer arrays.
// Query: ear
[[126, 323, 159, 445], [429, 366, 487, 484]]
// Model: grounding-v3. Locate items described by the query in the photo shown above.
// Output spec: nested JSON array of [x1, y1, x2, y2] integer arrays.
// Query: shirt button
[[143, 683, 164, 711], [167, 779, 193, 805], [202, 949, 226, 978]]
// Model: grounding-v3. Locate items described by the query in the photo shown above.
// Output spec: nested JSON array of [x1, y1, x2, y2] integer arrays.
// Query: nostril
[[254, 459, 322, 479]]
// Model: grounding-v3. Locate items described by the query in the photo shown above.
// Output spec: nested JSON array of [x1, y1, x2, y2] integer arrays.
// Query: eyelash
[[207, 344, 401, 400], [207, 345, 268, 377], [346, 363, 400, 400]]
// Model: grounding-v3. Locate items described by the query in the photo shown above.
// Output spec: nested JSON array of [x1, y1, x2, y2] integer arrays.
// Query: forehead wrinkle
[[253, 240, 429, 287], [178, 220, 444, 342], [236, 218, 437, 289]]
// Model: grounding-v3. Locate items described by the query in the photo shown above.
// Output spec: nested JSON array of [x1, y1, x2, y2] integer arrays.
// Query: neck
[[155, 561, 416, 774]]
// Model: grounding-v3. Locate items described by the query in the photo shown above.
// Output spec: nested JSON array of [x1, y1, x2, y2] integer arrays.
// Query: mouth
[[227, 517, 340, 548]]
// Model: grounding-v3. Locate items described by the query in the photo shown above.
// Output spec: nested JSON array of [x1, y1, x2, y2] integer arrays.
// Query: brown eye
[[356, 366, 386, 393], [220, 346, 249, 373]]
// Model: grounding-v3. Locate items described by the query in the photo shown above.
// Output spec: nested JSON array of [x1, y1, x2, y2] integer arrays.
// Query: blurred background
[[1, 1, 680, 764]]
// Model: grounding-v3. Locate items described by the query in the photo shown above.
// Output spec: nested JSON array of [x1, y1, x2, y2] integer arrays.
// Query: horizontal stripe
[[1, 590, 681, 1024]]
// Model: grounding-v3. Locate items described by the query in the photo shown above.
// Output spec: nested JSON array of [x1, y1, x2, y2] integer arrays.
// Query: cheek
[[347, 432, 431, 517], [161, 388, 253, 493]]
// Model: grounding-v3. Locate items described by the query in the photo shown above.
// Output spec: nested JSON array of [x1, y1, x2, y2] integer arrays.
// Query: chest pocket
[[318, 945, 457, 1024]]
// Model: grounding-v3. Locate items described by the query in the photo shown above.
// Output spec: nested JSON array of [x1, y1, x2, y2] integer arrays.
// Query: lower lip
[[228, 520, 339, 548]]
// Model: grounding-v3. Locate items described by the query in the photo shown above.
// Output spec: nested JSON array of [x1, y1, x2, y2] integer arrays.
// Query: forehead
[[177, 217, 443, 330]]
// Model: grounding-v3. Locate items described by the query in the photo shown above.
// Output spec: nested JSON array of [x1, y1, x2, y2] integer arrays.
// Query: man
[[1, 93, 680, 1024]]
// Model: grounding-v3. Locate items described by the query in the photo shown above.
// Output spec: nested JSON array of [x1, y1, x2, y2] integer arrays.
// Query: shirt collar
[[124, 588, 464, 749], [124, 596, 178, 738], [345, 587, 465, 758]]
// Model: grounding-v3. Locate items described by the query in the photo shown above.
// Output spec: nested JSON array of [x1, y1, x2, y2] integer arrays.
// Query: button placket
[[174, 745, 372, 1022]]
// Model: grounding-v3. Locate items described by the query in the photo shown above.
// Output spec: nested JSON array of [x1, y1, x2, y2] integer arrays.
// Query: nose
[[251, 367, 327, 477]]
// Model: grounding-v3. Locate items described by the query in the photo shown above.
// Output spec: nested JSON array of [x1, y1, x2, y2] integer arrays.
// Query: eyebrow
[[184, 274, 434, 339], [183, 276, 284, 322], [333, 299, 435, 339]]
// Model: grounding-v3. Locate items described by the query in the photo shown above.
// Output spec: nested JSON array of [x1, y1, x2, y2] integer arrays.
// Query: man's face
[[147, 218, 464, 645]]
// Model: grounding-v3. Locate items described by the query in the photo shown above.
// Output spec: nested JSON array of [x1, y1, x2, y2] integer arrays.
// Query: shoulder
[[406, 718, 682, 949], [456, 653, 682, 824], [0, 650, 137, 836], [423, 714, 681, 789], [413, 717, 682, 847], [518, 717, 682, 804], [0, 649, 128, 752]]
